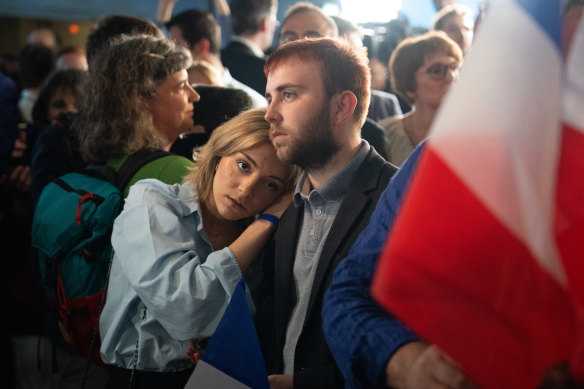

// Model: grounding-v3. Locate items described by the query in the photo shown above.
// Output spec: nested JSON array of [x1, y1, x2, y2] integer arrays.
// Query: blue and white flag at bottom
[[185, 278, 270, 389]]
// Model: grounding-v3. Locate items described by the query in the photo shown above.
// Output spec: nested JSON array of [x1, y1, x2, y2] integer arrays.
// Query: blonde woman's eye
[[237, 161, 250, 171], [265, 181, 279, 192]]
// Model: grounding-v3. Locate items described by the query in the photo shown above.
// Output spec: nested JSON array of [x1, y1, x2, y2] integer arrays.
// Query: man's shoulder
[[221, 40, 242, 53], [222, 41, 254, 58], [222, 42, 265, 64], [353, 148, 397, 190], [369, 90, 402, 121]]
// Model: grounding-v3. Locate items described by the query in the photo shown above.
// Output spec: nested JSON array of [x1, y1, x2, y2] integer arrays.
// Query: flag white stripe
[[185, 360, 252, 389], [430, 0, 565, 284]]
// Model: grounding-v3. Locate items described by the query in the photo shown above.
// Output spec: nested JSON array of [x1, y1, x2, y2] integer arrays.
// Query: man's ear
[[259, 16, 270, 32], [405, 89, 416, 102], [330, 91, 358, 126], [193, 38, 211, 56]]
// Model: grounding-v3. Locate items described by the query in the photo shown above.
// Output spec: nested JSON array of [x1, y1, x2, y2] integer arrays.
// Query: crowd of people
[[1, 0, 582, 388]]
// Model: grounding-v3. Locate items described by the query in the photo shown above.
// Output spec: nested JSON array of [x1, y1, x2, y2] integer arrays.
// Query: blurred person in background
[[31, 15, 164, 202], [432, 4, 475, 54], [170, 84, 254, 159], [31, 68, 87, 131], [26, 27, 60, 51], [55, 45, 88, 71], [16, 44, 54, 124], [380, 31, 463, 166], [166, 9, 267, 107], [221, 0, 278, 95]]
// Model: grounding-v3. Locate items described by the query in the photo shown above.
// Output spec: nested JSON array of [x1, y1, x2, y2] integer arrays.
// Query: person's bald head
[[27, 27, 59, 50], [278, 2, 338, 46]]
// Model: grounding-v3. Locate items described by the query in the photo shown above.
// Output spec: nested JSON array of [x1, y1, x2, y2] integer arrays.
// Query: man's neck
[[306, 135, 362, 190], [234, 34, 266, 57], [404, 104, 438, 144], [205, 54, 224, 71], [193, 51, 224, 72]]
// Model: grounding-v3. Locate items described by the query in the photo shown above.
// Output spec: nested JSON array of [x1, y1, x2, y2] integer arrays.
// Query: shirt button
[[309, 229, 315, 235], [315, 209, 322, 216]]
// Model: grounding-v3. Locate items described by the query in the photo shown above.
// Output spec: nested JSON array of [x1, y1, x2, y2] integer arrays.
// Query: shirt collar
[[293, 140, 370, 206], [231, 36, 265, 58]]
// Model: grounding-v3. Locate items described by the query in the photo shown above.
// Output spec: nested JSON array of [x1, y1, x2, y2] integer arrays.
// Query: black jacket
[[257, 148, 397, 389], [221, 41, 267, 95]]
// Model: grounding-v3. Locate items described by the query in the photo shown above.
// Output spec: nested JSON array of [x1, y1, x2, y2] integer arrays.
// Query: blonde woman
[[100, 108, 300, 388]]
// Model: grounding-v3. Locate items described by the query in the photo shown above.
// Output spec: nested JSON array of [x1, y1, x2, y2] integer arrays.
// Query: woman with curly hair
[[77, 34, 199, 194]]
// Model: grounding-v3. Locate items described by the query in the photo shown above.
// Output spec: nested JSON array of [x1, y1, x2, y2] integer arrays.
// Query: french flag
[[372, 0, 584, 388], [185, 279, 270, 389]]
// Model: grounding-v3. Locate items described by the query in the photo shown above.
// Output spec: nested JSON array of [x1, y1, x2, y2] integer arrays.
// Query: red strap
[[56, 266, 69, 317], [75, 193, 95, 226]]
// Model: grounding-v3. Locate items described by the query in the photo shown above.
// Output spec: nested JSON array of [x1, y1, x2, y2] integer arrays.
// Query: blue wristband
[[257, 214, 279, 228]]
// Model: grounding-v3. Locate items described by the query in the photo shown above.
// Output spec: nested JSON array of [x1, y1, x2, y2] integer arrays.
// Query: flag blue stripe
[[513, 0, 561, 50], [201, 279, 270, 389]]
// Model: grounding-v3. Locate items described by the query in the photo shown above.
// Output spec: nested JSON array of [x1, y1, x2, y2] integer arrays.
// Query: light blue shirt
[[100, 179, 244, 372]]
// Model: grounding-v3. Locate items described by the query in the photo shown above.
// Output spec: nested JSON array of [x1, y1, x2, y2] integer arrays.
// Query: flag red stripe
[[373, 147, 575, 388], [555, 123, 584, 378], [555, 123, 584, 298]]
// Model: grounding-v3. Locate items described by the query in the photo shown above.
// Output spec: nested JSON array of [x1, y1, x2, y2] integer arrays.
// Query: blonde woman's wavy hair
[[78, 34, 192, 163], [184, 108, 301, 202]]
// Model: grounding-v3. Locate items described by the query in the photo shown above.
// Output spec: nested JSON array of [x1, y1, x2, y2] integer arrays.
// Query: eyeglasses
[[420, 62, 461, 81]]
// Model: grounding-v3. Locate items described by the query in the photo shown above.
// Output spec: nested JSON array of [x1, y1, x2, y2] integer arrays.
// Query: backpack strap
[[114, 149, 171, 192]]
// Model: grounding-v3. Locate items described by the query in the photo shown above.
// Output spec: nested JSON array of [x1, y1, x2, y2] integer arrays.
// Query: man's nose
[[265, 100, 282, 123]]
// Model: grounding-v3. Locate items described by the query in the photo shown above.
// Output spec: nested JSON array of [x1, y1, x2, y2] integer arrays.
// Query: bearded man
[[256, 37, 397, 389]]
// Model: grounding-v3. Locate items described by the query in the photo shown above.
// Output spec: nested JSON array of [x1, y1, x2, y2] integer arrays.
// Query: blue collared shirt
[[321, 142, 426, 388], [100, 179, 245, 372], [283, 141, 370, 374]]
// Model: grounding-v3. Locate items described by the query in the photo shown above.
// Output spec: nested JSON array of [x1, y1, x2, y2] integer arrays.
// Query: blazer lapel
[[305, 151, 384, 319]]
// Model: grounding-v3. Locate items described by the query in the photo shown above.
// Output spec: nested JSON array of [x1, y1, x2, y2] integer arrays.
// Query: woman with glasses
[[380, 31, 463, 166]]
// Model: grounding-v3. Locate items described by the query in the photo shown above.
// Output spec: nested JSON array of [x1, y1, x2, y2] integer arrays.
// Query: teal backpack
[[32, 149, 169, 364]]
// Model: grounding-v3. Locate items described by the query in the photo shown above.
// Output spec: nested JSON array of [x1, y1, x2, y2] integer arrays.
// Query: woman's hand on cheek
[[262, 189, 294, 218]]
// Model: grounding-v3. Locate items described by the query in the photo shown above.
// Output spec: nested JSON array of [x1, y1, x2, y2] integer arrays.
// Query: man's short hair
[[166, 10, 221, 55], [192, 84, 253, 132], [432, 4, 474, 31], [331, 15, 360, 38], [86, 15, 162, 64], [281, 2, 338, 38], [230, 0, 276, 36], [265, 37, 370, 127]]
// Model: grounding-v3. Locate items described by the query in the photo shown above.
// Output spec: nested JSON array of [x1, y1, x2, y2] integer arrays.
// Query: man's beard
[[274, 103, 340, 170]]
